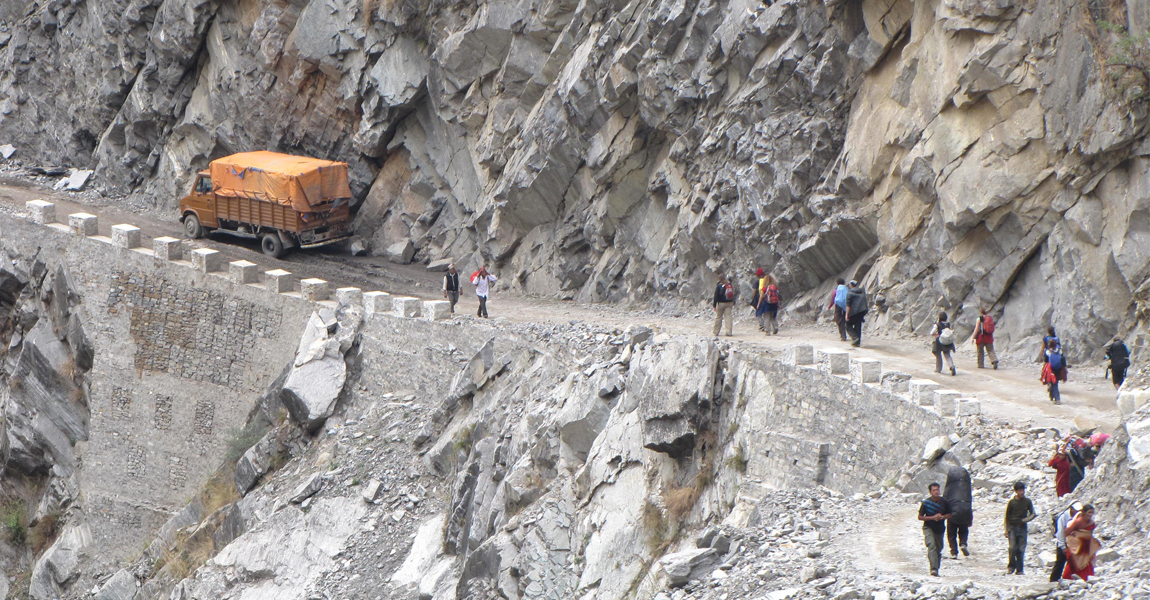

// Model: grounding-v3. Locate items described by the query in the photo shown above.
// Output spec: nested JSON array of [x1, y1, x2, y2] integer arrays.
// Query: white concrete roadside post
[[69, 213, 98, 237], [26, 200, 55, 224], [300, 278, 329, 302], [111, 224, 142, 249], [229, 260, 259, 284], [265, 269, 294, 294], [363, 292, 392, 316], [153, 237, 183, 262], [191, 248, 222, 273], [336, 287, 363, 308]]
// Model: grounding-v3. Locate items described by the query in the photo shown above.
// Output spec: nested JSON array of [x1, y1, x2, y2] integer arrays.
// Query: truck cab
[[179, 171, 218, 237]]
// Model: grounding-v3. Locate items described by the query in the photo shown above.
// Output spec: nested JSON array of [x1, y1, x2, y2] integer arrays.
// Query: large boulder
[[624, 340, 719, 458], [280, 313, 349, 432], [29, 524, 92, 600], [655, 548, 719, 587], [94, 569, 138, 600]]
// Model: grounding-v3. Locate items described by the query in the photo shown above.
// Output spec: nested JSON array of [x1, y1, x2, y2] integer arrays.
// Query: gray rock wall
[[2, 0, 1149, 358]]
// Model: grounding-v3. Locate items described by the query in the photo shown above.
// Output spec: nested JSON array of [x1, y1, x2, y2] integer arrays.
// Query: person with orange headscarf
[[1062, 504, 1101, 581]]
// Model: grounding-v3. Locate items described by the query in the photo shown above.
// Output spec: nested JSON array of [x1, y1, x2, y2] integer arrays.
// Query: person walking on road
[[918, 483, 952, 577], [1062, 504, 1101, 581], [1004, 481, 1037, 575], [712, 274, 735, 337], [931, 311, 957, 376], [1038, 326, 1060, 363], [844, 280, 869, 347], [753, 269, 774, 332], [1041, 339, 1067, 404], [1048, 442, 1073, 498], [944, 466, 973, 559], [762, 281, 781, 335], [827, 278, 849, 341], [1050, 501, 1083, 582], [443, 264, 460, 314], [471, 265, 497, 318], [1104, 336, 1130, 389], [972, 307, 999, 369]]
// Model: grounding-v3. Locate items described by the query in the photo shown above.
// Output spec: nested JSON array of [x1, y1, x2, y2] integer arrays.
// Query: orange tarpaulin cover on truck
[[209, 151, 352, 213]]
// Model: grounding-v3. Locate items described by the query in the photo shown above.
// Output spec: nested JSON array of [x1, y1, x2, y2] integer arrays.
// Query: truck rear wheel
[[261, 233, 285, 258], [184, 213, 204, 239]]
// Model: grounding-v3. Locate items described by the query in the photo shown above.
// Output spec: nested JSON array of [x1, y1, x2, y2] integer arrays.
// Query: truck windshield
[[196, 176, 212, 194]]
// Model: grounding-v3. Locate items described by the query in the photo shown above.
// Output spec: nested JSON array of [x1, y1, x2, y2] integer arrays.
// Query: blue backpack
[[1049, 350, 1066, 372]]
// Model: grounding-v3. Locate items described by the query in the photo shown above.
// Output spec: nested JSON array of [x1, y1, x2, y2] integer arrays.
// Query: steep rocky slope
[[2, 0, 1150, 357]]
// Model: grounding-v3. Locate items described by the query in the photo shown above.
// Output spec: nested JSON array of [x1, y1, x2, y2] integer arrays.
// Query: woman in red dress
[[1048, 443, 1072, 497], [1063, 504, 1101, 581]]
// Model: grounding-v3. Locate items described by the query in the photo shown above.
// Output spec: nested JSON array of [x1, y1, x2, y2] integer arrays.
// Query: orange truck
[[179, 151, 353, 258]]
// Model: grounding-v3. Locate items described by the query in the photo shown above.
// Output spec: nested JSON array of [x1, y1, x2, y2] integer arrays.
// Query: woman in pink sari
[[1063, 504, 1101, 581]]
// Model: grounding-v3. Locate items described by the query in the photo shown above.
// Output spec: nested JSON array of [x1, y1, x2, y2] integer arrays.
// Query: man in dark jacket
[[844, 281, 868, 347], [443, 264, 460, 313], [1104, 336, 1130, 389], [712, 274, 735, 337]]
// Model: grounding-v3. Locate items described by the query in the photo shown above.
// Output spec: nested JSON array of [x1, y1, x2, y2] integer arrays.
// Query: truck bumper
[[297, 223, 351, 249]]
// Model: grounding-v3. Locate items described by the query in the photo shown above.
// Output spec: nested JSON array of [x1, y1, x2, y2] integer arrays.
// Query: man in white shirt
[[472, 265, 497, 318], [1050, 501, 1082, 582]]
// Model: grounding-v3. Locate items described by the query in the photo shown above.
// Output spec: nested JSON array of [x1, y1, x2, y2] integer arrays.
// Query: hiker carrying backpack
[[932, 312, 957, 376]]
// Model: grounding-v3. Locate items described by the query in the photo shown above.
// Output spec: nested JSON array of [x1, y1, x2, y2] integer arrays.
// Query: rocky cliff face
[[2, 0, 1150, 359]]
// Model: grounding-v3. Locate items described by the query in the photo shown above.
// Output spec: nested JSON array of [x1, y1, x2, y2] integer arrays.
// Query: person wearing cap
[[443, 264, 460, 313], [1050, 502, 1083, 582], [1004, 481, 1037, 575]]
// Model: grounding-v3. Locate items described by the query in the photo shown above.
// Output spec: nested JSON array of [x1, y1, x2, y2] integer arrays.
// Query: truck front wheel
[[184, 213, 204, 239], [261, 233, 285, 258]]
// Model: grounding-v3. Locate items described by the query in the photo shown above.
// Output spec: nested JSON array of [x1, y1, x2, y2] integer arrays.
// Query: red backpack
[[766, 285, 780, 304], [723, 283, 735, 301], [980, 315, 995, 335]]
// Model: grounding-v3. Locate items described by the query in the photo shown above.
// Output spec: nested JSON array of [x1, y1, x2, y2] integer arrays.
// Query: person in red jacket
[[971, 307, 999, 370], [1048, 443, 1072, 497]]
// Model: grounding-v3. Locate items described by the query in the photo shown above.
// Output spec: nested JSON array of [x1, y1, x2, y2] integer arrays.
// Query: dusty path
[[0, 180, 1120, 433]]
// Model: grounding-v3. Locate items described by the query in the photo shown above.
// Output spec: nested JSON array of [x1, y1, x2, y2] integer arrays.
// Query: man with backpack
[[931, 311, 957, 376], [844, 280, 869, 347], [972, 307, 999, 369], [827, 278, 849, 341], [712, 274, 736, 337], [762, 282, 781, 335], [1104, 336, 1130, 389]]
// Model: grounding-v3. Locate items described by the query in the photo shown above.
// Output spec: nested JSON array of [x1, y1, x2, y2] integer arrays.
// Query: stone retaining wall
[[726, 346, 956, 494], [0, 203, 455, 565]]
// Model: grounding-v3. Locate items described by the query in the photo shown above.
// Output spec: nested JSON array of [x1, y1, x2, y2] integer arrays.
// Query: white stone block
[[364, 291, 392, 315], [956, 398, 981, 416], [392, 296, 421, 318], [815, 348, 849, 375], [229, 260, 259, 284], [850, 358, 881, 384], [787, 344, 814, 365], [69, 212, 98, 237], [908, 379, 941, 406], [191, 248, 222, 273], [336, 287, 363, 307], [423, 300, 450, 321], [26, 200, 55, 224], [265, 269, 294, 293], [110, 224, 141, 249], [300, 278, 329, 302], [153, 236, 182, 262], [933, 389, 961, 417]]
